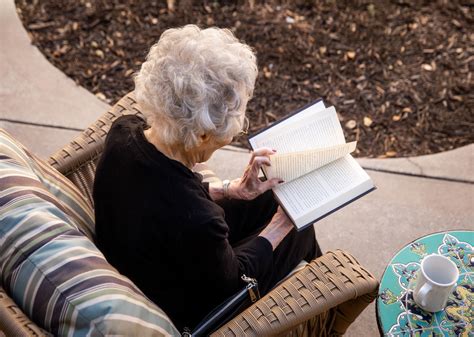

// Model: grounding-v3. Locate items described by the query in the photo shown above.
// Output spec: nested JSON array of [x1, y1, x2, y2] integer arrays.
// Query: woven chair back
[[48, 93, 143, 206]]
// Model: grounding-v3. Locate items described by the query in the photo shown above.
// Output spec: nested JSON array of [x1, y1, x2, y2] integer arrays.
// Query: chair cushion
[[0, 129, 179, 336], [0, 129, 95, 239]]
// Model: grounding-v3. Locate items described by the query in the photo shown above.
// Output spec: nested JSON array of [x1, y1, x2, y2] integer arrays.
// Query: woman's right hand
[[227, 147, 282, 201], [259, 207, 293, 250]]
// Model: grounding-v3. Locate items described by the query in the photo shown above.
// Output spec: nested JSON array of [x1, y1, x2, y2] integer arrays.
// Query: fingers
[[251, 156, 271, 171], [259, 177, 283, 193], [249, 147, 276, 164], [276, 206, 289, 217], [239, 148, 283, 200]]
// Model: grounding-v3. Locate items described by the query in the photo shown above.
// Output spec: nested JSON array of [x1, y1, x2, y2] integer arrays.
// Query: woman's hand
[[258, 207, 293, 250], [228, 147, 283, 200]]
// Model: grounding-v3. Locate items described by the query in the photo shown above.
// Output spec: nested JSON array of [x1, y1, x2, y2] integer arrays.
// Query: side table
[[376, 230, 473, 336]]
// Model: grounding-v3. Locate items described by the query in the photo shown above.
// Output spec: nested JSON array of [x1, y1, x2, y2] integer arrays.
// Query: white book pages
[[248, 100, 326, 150], [251, 106, 344, 153], [273, 155, 373, 228], [250, 107, 345, 154], [248, 101, 374, 229], [264, 141, 357, 183]]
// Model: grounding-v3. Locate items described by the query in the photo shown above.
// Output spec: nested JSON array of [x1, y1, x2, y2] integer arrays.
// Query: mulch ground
[[15, 0, 473, 158]]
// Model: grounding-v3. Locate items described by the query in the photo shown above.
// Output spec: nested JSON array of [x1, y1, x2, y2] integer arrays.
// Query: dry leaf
[[95, 49, 104, 58], [363, 116, 373, 127], [402, 107, 413, 113], [265, 111, 277, 120], [451, 19, 461, 28], [319, 46, 327, 54], [392, 114, 401, 121], [421, 64, 433, 71], [367, 4, 375, 16], [385, 151, 397, 157], [345, 120, 357, 129], [263, 66, 272, 79], [346, 51, 356, 59], [95, 92, 106, 100]]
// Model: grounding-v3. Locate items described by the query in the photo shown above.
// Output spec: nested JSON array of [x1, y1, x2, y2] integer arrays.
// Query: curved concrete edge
[[206, 145, 250, 179], [357, 144, 473, 183], [207, 144, 474, 183], [2, 0, 471, 183], [0, 120, 80, 159], [0, 0, 110, 129]]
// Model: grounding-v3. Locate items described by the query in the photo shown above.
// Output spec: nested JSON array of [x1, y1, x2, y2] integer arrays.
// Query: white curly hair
[[134, 25, 258, 150]]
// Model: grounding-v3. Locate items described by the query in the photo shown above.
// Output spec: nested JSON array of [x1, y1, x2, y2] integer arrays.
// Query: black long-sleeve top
[[93, 115, 273, 331]]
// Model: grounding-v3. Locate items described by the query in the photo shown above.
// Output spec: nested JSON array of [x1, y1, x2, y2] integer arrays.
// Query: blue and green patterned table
[[377, 230, 473, 337]]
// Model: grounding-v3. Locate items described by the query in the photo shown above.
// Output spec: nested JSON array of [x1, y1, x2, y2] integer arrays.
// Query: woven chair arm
[[48, 92, 142, 177], [0, 287, 51, 337], [212, 250, 379, 336], [47, 92, 143, 205]]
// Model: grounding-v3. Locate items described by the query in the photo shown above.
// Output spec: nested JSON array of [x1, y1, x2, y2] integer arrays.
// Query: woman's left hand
[[228, 147, 283, 200]]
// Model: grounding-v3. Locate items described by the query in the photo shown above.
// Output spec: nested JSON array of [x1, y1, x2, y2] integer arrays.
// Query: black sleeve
[[185, 216, 273, 296]]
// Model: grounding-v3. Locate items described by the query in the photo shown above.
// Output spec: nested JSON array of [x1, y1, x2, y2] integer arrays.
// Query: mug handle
[[417, 283, 432, 308]]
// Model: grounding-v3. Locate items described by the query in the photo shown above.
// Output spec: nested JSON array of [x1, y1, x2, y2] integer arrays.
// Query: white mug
[[413, 254, 459, 312]]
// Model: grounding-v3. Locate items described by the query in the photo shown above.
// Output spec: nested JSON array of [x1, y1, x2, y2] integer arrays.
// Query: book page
[[249, 100, 326, 149], [273, 155, 373, 228], [249, 106, 344, 153], [264, 141, 357, 182], [248, 102, 374, 230]]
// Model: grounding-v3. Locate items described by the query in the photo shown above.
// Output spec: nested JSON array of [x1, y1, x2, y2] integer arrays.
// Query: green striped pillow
[[0, 129, 179, 336]]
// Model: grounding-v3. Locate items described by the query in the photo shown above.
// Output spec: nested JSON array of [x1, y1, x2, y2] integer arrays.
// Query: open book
[[249, 100, 375, 230]]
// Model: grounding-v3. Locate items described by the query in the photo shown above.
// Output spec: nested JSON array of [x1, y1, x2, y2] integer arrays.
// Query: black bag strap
[[183, 275, 260, 337]]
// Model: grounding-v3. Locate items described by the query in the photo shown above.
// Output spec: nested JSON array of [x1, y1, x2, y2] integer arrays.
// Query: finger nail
[[279, 180, 285, 183], [272, 149, 277, 152]]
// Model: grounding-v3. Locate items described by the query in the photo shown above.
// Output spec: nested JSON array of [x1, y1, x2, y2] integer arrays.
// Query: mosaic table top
[[376, 230, 473, 337]]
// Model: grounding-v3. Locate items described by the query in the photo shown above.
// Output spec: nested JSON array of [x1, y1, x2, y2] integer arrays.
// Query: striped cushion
[[0, 129, 179, 336], [0, 129, 94, 239]]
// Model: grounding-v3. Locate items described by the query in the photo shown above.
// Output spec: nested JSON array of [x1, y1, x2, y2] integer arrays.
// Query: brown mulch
[[15, 0, 473, 158]]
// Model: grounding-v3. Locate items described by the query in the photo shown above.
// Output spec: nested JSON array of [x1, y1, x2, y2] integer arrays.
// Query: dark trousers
[[217, 190, 322, 294]]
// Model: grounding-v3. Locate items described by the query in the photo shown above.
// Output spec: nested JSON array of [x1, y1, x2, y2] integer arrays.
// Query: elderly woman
[[93, 25, 321, 331]]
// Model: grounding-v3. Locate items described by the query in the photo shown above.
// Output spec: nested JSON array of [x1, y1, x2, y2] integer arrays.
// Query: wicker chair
[[0, 92, 378, 336]]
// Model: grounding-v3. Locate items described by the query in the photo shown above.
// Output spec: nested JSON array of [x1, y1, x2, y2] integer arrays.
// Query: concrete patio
[[1, 0, 473, 335]]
